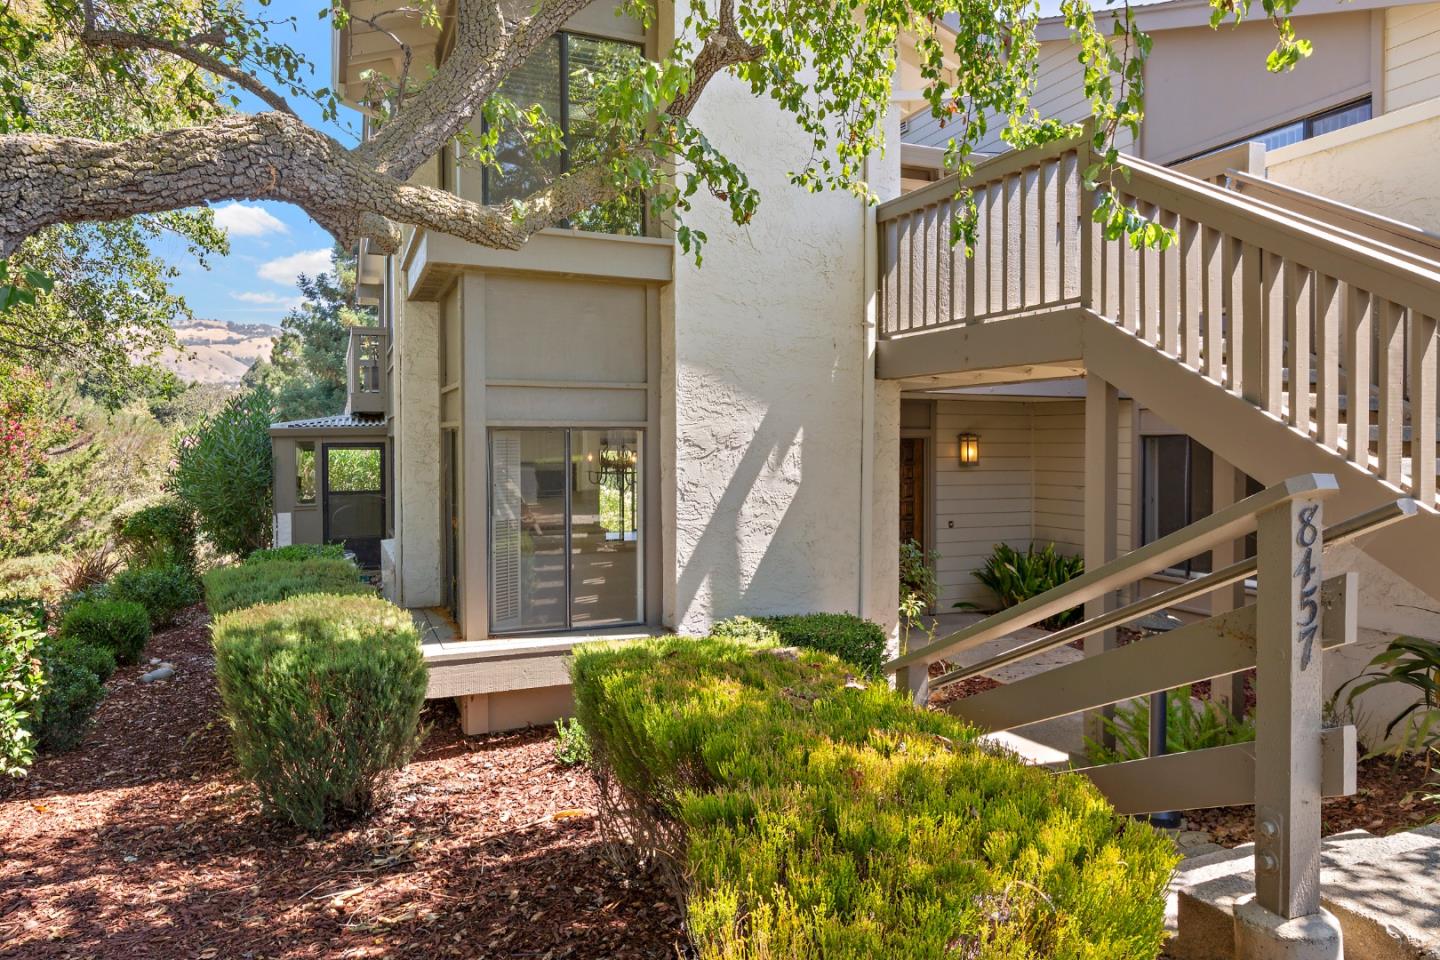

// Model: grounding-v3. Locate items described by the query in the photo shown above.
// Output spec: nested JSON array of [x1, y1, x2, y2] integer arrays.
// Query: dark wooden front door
[[442, 429, 460, 621], [900, 437, 925, 549]]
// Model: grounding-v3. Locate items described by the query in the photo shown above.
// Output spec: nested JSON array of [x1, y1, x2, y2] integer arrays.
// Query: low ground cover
[[202, 555, 372, 614], [575, 634, 1178, 959]]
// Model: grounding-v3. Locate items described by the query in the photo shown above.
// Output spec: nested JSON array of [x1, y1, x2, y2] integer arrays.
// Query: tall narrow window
[[482, 33, 645, 235], [296, 441, 316, 505], [489, 428, 642, 634]]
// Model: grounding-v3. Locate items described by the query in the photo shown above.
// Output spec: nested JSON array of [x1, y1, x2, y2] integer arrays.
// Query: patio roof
[[269, 412, 388, 437]]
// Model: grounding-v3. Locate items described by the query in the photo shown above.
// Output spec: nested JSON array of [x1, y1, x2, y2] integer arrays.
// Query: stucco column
[[394, 297, 444, 609], [868, 380, 902, 656]]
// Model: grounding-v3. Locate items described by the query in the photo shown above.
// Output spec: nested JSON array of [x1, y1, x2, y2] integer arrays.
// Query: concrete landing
[[1165, 825, 1440, 960]]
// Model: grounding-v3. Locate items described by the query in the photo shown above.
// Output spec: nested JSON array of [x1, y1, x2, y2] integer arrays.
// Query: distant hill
[[159, 318, 277, 384]]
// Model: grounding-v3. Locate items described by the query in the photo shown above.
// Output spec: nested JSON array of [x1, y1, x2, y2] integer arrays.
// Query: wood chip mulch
[[1185, 752, 1438, 847], [0, 605, 684, 960]]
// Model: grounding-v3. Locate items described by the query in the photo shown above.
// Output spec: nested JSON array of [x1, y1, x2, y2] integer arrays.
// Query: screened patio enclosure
[[269, 413, 390, 568]]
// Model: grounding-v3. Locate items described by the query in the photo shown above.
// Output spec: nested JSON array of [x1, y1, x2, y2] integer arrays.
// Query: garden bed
[[0, 607, 681, 959]]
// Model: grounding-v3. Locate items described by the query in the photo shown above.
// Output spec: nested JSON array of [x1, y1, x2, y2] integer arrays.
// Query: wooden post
[[1211, 455, 1250, 717], [1084, 374, 1120, 746], [1253, 492, 1329, 920]]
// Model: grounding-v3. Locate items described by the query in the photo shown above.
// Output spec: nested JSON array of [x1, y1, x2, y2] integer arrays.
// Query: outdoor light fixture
[[958, 433, 980, 466]]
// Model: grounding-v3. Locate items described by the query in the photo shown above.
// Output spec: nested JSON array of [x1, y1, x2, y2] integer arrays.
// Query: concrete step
[[1165, 825, 1440, 960]]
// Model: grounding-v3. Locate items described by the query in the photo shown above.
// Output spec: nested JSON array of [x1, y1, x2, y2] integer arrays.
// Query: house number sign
[[1293, 504, 1320, 669]]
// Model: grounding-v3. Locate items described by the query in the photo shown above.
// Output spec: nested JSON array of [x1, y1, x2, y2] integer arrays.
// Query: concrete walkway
[[922, 612, 1090, 762]]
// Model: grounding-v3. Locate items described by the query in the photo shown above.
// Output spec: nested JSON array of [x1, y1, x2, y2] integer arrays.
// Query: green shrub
[[212, 594, 427, 831], [246, 543, 347, 564], [1341, 635, 1440, 757], [0, 554, 65, 604], [572, 636, 1175, 959], [712, 612, 887, 677], [118, 497, 198, 572], [0, 596, 46, 631], [30, 653, 105, 753], [203, 558, 370, 615], [553, 717, 591, 767], [170, 388, 275, 557], [1, 609, 46, 777], [972, 542, 1085, 629], [1086, 686, 1255, 765], [50, 636, 117, 684], [59, 599, 151, 666], [107, 563, 201, 628]]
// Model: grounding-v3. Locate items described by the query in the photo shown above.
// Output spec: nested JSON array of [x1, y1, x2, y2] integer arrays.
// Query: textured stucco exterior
[[1266, 100, 1440, 234], [662, 27, 885, 633], [392, 293, 444, 608]]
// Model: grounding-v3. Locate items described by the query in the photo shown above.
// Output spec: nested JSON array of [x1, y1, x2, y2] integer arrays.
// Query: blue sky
[[171, 0, 1165, 326], [168, 4, 357, 327]]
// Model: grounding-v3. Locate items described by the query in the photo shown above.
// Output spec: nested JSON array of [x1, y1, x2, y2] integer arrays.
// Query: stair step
[[1165, 826, 1440, 959]]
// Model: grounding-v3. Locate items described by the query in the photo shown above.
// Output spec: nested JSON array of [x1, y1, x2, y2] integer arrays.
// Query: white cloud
[[234, 291, 302, 307], [257, 248, 332, 286], [213, 203, 289, 238]]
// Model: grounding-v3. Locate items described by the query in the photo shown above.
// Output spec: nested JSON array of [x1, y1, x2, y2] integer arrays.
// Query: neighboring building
[[279, 0, 1440, 741]]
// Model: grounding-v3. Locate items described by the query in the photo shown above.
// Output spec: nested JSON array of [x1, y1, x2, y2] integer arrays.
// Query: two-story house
[[271, 0, 1440, 743]]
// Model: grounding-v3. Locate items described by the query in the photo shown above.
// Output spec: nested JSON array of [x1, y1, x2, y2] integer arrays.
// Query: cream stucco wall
[[1266, 97, 1440, 235], [663, 7, 889, 632]]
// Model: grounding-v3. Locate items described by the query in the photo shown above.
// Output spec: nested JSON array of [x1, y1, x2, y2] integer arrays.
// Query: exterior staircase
[[872, 133, 1440, 953], [875, 132, 1440, 605]]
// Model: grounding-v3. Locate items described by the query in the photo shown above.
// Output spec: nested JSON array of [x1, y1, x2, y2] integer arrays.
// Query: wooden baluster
[[1410, 312, 1438, 504], [1203, 226, 1224, 381], [1344, 285, 1373, 467], [1180, 218, 1202, 368], [985, 181, 1000, 317], [1160, 208, 1181, 357], [1039, 159, 1056, 305], [896, 213, 912, 332], [1122, 195, 1140, 333], [923, 204, 938, 329], [965, 191, 978, 324], [880, 217, 896, 336], [1287, 262, 1313, 433], [1240, 243, 1263, 404], [1315, 274, 1341, 449], [943, 201, 957, 326], [1063, 152, 1082, 303], [1376, 300, 1405, 484], [1006, 173, 1022, 314], [1260, 251, 1284, 417], [1024, 165, 1042, 309], [1142, 202, 1162, 345], [1222, 235, 1242, 391]]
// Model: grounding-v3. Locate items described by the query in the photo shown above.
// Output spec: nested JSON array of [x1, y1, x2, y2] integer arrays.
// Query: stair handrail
[[1223, 169, 1440, 268], [876, 129, 1092, 224], [1112, 154, 1440, 317], [928, 497, 1417, 693], [883, 472, 1338, 679]]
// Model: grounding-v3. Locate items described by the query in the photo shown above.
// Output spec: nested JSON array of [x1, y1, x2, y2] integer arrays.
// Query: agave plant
[[970, 542, 1085, 629]]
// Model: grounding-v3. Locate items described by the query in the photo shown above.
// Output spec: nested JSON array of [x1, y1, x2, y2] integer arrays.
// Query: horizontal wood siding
[[1387, 4, 1440, 111], [933, 397, 1133, 611]]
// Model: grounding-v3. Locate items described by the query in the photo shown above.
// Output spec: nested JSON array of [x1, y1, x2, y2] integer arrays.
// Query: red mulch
[[0, 605, 684, 959], [1185, 752, 1438, 847]]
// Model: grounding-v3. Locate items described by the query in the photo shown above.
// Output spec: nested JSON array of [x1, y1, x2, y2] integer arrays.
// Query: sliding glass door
[[489, 428, 641, 634]]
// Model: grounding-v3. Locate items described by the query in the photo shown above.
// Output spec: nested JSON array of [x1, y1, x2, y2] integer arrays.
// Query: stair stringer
[[1078, 310, 1440, 610]]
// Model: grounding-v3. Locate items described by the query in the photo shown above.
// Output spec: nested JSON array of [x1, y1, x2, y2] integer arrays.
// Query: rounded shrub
[[1, 607, 46, 777], [212, 594, 427, 831], [203, 558, 371, 616], [713, 612, 886, 677], [51, 637, 118, 683], [107, 563, 201, 628], [117, 497, 198, 572], [59, 599, 151, 666], [31, 655, 105, 753]]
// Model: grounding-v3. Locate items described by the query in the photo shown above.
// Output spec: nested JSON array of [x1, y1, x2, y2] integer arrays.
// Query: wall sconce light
[[958, 433, 980, 466]]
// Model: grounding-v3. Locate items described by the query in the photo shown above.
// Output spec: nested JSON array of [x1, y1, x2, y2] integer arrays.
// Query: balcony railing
[[346, 326, 387, 416]]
